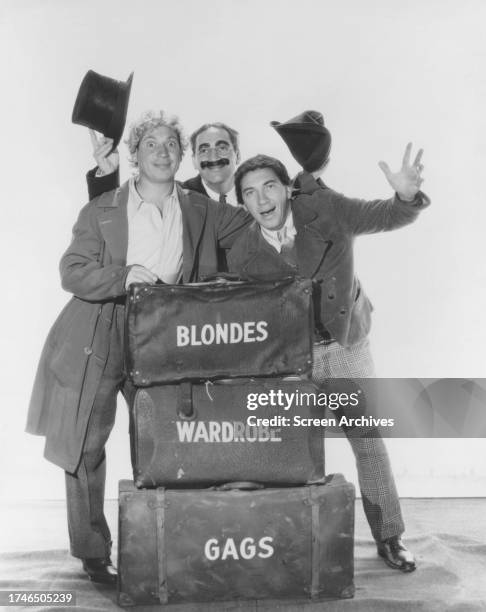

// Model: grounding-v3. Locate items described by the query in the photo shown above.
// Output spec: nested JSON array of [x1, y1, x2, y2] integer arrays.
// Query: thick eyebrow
[[197, 139, 230, 151], [242, 179, 277, 194]]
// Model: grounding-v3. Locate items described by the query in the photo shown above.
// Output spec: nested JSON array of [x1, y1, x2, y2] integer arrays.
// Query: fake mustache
[[200, 158, 230, 169]]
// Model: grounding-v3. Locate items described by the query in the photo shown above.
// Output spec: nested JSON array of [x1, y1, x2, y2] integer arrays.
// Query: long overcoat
[[26, 182, 250, 473]]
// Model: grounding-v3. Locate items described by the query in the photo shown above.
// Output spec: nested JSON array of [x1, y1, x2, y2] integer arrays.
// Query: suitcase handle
[[211, 481, 264, 491], [200, 273, 244, 283], [177, 382, 196, 420]]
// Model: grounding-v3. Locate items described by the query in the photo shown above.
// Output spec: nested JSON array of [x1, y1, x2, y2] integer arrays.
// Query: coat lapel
[[293, 201, 332, 277], [178, 184, 208, 281], [96, 182, 129, 265], [241, 223, 294, 278]]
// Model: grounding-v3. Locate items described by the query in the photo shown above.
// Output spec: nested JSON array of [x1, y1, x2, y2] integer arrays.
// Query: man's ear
[[235, 150, 241, 165], [192, 155, 198, 171], [286, 185, 292, 199]]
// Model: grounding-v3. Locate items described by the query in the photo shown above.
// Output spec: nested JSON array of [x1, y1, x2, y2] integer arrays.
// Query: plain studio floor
[[1, 498, 486, 611]]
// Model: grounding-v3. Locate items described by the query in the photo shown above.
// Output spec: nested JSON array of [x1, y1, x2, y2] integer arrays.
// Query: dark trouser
[[65, 305, 134, 560], [312, 338, 405, 543]]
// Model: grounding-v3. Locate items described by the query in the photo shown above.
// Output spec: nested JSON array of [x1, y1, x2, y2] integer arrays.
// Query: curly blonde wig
[[125, 110, 188, 167]]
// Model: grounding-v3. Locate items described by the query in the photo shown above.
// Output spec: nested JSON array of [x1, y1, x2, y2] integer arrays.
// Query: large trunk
[[118, 475, 355, 606]]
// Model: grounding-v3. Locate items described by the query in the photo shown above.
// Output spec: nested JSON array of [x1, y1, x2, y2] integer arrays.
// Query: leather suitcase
[[125, 277, 313, 385], [118, 475, 355, 606], [131, 378, 325, 487]]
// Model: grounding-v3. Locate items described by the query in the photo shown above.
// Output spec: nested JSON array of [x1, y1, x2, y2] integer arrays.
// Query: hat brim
[[105, 72, 134, 153], [271, 120, 330, 136]]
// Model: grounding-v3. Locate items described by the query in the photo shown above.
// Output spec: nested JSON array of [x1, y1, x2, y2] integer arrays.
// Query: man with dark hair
[[228, 149, 429, 572], [27, 110, 251, 585]]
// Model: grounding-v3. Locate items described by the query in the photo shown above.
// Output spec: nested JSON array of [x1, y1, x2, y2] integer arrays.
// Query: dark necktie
[[219, 193, 227, 204]]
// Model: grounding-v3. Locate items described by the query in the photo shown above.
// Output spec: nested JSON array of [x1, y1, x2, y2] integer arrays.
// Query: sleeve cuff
[[86, 166, 120, 201], [396, 190, 431, 208]]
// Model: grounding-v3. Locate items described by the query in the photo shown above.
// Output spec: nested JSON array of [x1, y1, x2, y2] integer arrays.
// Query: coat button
[[83, 346, 93, 355]]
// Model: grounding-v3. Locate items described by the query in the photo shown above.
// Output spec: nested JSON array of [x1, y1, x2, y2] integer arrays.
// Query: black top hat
[[270, 110, 332, 173], [72, 70, 134, 152]]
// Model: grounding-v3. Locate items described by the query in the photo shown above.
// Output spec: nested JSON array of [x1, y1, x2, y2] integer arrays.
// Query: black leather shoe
[[377, 537, 416, 572], [82, 558, 118, 584]]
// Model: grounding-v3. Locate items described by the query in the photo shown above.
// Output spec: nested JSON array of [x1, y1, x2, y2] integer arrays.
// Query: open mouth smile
[[260, 206, 276, 217]]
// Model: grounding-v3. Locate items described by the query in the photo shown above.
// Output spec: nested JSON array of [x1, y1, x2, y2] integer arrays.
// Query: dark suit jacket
[[181, 174, 209, 196], [227, 173, 430, 348]]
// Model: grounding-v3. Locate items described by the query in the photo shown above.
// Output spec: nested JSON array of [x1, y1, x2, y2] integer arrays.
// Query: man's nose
[[156, 144, 169, 157], [257, 190, 269, 206], [208, 147, 219, 160]]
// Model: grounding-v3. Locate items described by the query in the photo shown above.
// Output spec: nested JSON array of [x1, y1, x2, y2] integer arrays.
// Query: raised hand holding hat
[[89, 129, 119, 177], [72, 70, 134, 154]]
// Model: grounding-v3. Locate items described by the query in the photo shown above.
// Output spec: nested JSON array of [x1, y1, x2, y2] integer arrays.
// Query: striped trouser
[[312, 337, 404, 542]]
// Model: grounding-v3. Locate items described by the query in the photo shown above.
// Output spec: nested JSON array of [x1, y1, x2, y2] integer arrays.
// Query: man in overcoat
[[227, 150, 430, 572], [26, 110, 251, 583]]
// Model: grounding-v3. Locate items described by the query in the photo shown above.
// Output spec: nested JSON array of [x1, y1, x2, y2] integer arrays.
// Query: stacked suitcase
[[118, 278, 355, 606]]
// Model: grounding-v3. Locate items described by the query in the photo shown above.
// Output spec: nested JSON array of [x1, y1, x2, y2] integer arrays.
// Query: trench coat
[[227, 173, 430, 347], [26, 181, 251, 473]]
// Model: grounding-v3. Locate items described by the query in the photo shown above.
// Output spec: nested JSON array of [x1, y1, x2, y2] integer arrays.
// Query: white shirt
[[126, 178, 183, 284], [202, 181, 238, 207], [260, 210, 297, 253]]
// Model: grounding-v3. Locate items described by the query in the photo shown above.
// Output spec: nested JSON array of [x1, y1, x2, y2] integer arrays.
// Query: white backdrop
[[1, 0, 485, 502]]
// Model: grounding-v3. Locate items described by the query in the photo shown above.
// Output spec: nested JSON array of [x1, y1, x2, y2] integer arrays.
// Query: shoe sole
[[378, 551, 417, 573]]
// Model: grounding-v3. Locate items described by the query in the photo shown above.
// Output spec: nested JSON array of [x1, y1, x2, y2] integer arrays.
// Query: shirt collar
[[260, 208, 296, 248], [202, 180, 238, 206], [128, 177, 178, 211]]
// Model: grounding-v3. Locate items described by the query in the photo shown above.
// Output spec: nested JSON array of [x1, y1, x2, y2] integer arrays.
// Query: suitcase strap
[[310, 485, 322, 600], [155, 489, 168, 604]]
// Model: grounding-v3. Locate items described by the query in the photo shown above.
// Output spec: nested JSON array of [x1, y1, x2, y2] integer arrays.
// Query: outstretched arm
[[298, 143, 429, 235]]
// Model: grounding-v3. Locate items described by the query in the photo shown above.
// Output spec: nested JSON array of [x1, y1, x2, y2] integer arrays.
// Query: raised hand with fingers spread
[[378, 143, 424, 202], [89, 129, 120, 176]]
